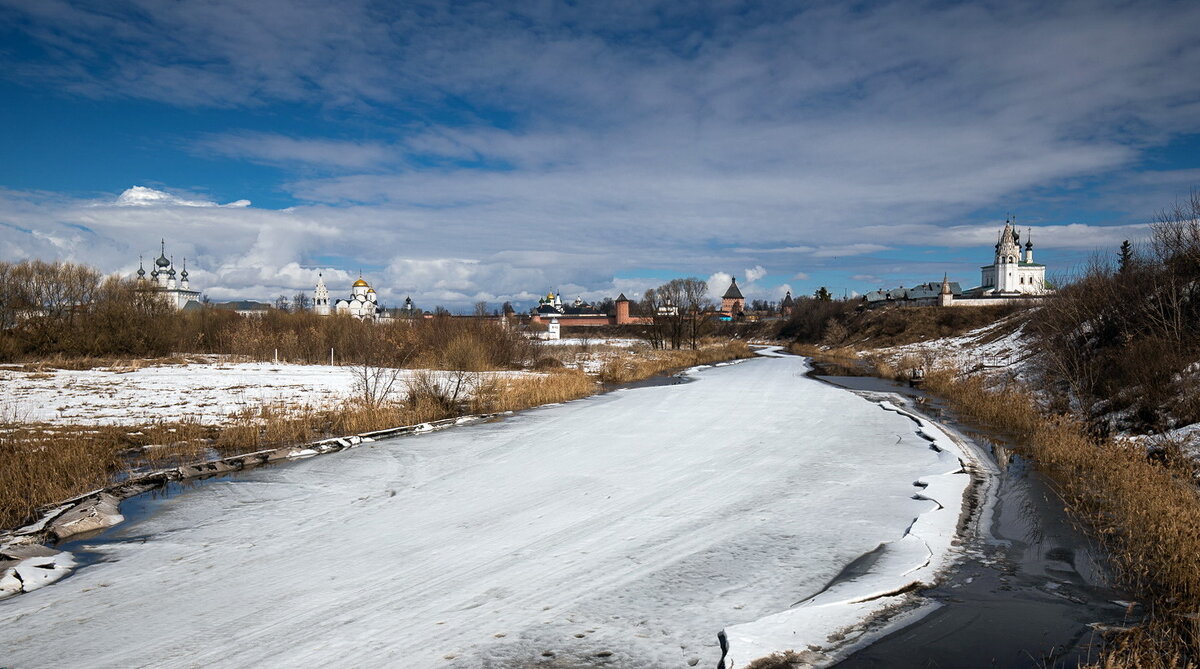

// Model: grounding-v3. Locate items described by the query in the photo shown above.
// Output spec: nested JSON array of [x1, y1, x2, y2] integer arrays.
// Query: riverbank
[[808, 371, 1131, 667]]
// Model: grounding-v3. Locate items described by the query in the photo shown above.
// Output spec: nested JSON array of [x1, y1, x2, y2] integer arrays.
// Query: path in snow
[[0, 351, 965, 668]]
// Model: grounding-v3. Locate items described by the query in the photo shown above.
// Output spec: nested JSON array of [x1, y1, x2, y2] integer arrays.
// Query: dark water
[[811, 372, 1133, 668]]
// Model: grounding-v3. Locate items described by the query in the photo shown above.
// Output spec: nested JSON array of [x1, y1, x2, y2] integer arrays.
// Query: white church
[[135, 241, 201, 310], [971, 220, 1048, 296], [314, 274, 395, 321]]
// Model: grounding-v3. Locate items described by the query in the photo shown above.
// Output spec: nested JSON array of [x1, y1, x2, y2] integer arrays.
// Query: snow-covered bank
[[0, 350, 975, 668], [0, 361, 530, 425]]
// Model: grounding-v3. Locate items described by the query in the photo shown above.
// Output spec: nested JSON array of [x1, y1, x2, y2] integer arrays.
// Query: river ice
[[0, 350, 969, 668]]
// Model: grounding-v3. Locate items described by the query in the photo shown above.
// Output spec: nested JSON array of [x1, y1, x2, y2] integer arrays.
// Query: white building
[[313, 274, 390, 321], [135, 240, 201, 310], [976, 222, 1047, 295]]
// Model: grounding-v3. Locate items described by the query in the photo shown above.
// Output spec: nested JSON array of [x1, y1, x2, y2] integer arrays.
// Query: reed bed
[[917, 367, 1200, 667], [598, 340, 753, 384], [472, 369, 597, 413]]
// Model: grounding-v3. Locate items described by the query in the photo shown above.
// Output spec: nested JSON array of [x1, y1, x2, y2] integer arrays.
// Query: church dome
[[155, 254, 170, 268], [353, 278, 370, 287], [366, 288, 375, 293]]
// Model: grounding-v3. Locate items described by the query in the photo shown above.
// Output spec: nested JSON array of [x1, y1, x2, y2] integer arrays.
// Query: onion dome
[[155, 240, 170, 268], [136, 257, 146, 278], [151, 268, 159, 278], [168, 267, 176, 277], [366, 288, 376, 293], [353, 277, 369, 287]]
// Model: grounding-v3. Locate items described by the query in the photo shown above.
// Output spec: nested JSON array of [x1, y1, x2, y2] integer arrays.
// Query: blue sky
[[1, 0, 1199, 309]]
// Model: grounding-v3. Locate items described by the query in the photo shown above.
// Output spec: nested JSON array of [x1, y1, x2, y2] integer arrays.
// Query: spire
[[722, 277, 744, 299], [1025, 226, 1033, 250], [940, 273, 952, 295], [180, 257, 188, 279]]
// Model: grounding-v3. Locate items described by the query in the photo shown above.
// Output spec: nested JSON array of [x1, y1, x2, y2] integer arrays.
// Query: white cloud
[[114, 186, 250, 208], [792, 271, 809, 280], [744, 265, 767, 282], [810, 244, 890, 258], [195, 133, 395, 171], [706, 272, 733, 302]]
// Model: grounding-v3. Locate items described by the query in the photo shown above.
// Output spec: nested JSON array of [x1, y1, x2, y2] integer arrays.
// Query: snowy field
[[0, 350, 972, 668], [0, 361, 527, 425]]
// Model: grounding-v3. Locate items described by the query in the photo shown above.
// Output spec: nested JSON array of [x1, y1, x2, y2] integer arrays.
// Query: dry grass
[[598, 340, 753, 383], [918, 367, 1200, 667], [746, 650, 806, 669], [472, 369, 597, 413]]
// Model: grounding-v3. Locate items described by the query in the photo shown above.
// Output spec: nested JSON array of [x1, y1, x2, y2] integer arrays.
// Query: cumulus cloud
[[706, 272, 733, 302], [114, 186, 250, 208], [744, 265, 767, 282]]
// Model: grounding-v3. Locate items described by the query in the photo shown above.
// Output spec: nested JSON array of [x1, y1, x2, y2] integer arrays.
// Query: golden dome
[[366, 288, 376, 293], [353, 278, 369, 287]]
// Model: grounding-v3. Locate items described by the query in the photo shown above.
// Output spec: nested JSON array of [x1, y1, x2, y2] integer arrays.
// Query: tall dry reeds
[[598, 340, 753, 384], [920, 367, 1200, 667]]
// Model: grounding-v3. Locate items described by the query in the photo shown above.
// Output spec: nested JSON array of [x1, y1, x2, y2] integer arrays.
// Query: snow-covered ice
[[0, 349, 972, 667]]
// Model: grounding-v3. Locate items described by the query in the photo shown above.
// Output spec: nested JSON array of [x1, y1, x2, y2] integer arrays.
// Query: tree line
[[0, 260, 536, 368]]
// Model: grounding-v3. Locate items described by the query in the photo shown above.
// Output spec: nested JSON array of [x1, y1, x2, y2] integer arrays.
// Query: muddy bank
[[812, 372, 1132, 668]]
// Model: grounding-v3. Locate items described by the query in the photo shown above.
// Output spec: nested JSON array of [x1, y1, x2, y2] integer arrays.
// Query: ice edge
[[719, 399, 977, 668]]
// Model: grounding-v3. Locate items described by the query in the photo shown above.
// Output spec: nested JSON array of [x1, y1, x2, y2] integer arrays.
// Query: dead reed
[[919, 367, 1200, 667], [598, 340, 753, 384], [471, 369, 597, 413]]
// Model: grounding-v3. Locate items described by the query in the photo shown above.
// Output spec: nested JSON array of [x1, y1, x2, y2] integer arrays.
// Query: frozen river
[[0, 350, 970, 668]]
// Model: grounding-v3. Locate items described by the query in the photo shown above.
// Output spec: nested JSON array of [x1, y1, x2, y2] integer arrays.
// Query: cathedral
[[314, 274, 393, 321], [135, 241, 201, 310], [973, 220, 1047, 295]]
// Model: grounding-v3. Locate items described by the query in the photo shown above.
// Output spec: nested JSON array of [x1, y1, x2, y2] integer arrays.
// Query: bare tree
[[292, 292, 311, 312], [641, 278, 710, 350]]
